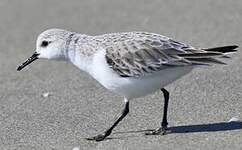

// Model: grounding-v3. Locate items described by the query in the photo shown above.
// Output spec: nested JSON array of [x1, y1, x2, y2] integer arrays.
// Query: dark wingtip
[[204, 45, 239, 53], [227, 45, 239, 50]]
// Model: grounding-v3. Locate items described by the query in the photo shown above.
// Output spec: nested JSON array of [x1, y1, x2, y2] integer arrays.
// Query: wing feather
[[98, 32, 232, 77]]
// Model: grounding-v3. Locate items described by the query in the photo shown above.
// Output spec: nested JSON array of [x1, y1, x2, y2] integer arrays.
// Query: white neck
[[67, 48, 93, 73]]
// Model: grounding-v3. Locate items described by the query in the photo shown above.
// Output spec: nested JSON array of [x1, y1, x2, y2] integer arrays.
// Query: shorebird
[[17, 29, 238, 141]]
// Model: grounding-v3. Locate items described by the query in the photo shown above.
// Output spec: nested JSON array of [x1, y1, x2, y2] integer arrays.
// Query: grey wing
[[105, 36, 226, 77]]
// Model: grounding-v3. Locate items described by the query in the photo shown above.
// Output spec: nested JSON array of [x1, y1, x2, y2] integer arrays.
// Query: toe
[[86, 134, 106, 141], [145, 127, 169, 135]]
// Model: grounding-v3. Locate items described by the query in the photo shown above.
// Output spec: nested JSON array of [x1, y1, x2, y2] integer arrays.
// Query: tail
[[181, 45, 238, 65], [203, 45, 238, 54]]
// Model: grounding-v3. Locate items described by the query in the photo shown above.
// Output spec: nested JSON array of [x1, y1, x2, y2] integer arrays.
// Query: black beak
[[17, 52, 40, 71]]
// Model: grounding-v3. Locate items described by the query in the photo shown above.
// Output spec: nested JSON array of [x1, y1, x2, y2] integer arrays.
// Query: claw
[[86, 135, 105, 141], [86, 133, 107, 141], [145, 127, 169, 135]]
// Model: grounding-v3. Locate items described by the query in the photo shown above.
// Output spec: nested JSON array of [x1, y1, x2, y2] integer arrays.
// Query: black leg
[[146, 88, 170, 135], [161, 88, 169, 129], [87, 99, 129, 141]]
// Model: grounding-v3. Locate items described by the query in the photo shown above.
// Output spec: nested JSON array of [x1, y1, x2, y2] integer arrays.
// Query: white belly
[[116, 66, 193, 99], [90, 50, 193, 99]]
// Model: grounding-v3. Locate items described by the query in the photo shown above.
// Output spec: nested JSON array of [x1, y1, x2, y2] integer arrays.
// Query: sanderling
[[17, 29, 238, 141]]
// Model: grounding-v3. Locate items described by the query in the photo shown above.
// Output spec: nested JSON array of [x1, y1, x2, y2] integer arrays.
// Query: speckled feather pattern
[[37, 29, 230, 78], [97, 32, 192, 77], [71, 32, 226, 77]]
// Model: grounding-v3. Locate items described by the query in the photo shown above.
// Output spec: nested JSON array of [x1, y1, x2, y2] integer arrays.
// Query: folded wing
[[104, 33, 238, 77]]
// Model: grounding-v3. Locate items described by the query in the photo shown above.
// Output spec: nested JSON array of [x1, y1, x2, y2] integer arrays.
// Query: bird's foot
[[145, 127, 170, 135], [86, 130, 111, 141], [86, 133, 107, 141]]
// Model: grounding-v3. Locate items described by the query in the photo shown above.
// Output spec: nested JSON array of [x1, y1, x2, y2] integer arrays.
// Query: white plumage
[[17, 28, 238, 141]]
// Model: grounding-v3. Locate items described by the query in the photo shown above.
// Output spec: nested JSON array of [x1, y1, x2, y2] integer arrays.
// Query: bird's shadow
[[113, 121, 242, 135]]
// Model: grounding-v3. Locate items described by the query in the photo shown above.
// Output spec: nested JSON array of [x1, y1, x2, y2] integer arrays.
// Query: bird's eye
[[41, 41, 50, 47]]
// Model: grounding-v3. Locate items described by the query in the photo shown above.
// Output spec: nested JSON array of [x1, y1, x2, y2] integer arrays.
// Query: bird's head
[[17, 28, 73, 71]]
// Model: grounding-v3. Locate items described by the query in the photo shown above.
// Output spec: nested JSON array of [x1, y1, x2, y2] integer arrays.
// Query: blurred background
[[0, 0, 242, 149]]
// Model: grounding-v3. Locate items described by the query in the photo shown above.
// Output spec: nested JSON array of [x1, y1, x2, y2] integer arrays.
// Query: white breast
[[90, 50, 193, 99]]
